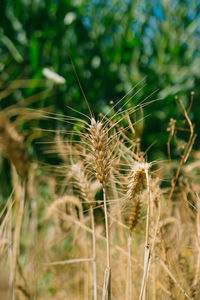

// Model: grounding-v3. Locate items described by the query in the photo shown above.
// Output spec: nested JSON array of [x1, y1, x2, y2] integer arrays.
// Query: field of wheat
[[0, 81, 199, 300]]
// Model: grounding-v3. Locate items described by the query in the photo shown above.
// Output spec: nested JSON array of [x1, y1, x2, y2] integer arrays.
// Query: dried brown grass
[[1, 89, 200, 300]]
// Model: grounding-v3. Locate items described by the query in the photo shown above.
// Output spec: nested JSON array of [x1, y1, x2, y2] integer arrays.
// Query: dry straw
[[71, 162, 98, 300], [126, 162, 147, 300], [0, 114, 28, 179], [0, 114, 28, 299]]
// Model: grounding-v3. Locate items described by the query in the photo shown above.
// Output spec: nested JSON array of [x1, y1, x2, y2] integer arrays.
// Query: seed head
[[89, 118, 110, 187], [127, 162, 149, 199], [129, 197, 141, 233]]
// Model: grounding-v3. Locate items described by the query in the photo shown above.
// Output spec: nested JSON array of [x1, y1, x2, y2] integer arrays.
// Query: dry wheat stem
[[126, 235, 133, 300], [71, 162, 98, 299], [102, 267, 111, 300], [90, 206, 97, 300], [125, 164, 145, 300], [152, 261, 156, 300], [51, 209, 172, 297], [46, 257, 94, 266], [153, 254, 192, 300], [139, 245, 151, 300], [103, 188, 111, 268], [102, 187, 111, 300], [193, 193, 200, 292], [10, 181, 25, 300], [139, 166, 151, 300]]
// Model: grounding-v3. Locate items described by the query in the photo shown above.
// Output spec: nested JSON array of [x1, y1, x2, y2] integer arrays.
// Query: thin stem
[[126, 235, 133, 300], [102, 186, 111, 300], [103, 187, 110, 268], [10, 180, 25, 300], [46, 258, 94, 266], [193, 193, 200, 291], [90, 206, 97, 300], [53, 209, 172, 297], [153, 254, 192, 300], [139, 168, 151, 300]]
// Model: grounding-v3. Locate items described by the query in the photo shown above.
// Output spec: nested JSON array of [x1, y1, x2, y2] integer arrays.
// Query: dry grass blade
[[0, 114, 28, 179], [1, 85, 198, 299], [153, 254, 192, 300], [10, 182, 25, 300]]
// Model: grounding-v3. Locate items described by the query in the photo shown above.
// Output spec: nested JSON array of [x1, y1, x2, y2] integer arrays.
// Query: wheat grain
[[127, 162, 147, 199], [129, 197, 141, 233], [89, 118, 110, 187]]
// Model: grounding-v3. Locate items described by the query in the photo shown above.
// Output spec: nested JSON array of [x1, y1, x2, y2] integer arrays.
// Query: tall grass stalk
[[102, 187, 111, 300], [10, 180, 25, 300], [126, 235, 133, 300], [139, 166, 151, 300], [90, 206, 97, 300]]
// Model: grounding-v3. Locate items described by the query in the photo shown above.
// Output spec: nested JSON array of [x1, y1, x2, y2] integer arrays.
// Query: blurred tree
[[0, 0, 200, 160]]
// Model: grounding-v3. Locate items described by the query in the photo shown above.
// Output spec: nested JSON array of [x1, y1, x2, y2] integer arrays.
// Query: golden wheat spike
[[89, 118, 110, 187], [129, 197, 141, 233], [127, 162, 147, 199]]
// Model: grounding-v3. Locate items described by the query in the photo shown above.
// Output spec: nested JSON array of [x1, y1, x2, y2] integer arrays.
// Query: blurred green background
[[0, 0, 200, 161]]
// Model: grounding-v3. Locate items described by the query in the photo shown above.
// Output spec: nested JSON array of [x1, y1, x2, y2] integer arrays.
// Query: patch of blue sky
[[92, 0, 100, 5], [124, 0, 132, 6], [144, 26, 155, 40], [170, 0, 179, 10], [196, 21, 200, 33], [149, 16, 158, 31], [82, 16, 92, 29], [131, 21, 140, 37], [96, 8, 102, 17], [92, 0, 112, 6], [111, 2, 127, 13], [187, 9, 196, 21], [182, 42, 188, 51], [142, 36, 153, 55], [85, 4, 92, 13], [186, 0, 200, 6], [153, 6, 164, 20], [114, 25, 121, 33], [104, 35, 113, 45]]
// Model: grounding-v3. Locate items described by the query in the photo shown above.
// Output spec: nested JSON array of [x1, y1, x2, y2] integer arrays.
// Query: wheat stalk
[[88, 117, 111, 300], [0, 114, 28, 299], [10, 181, 25, 300], [71, 162, 98, 300], [139, 163, 152, 300], [125, 162, 146, 300]]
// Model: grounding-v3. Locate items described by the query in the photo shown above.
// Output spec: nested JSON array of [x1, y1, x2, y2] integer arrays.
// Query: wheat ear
[[88, 118, 111, 300]]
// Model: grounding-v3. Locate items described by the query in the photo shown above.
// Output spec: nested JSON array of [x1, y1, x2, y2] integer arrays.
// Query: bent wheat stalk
[[126, 163, 145, 300]]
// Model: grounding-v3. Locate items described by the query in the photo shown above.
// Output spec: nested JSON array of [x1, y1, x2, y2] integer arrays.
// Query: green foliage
[[0, 0, 199, 157]]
